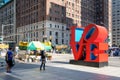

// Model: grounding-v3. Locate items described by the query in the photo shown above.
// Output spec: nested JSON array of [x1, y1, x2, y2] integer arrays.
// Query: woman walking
[[40, 50, 46, 71]]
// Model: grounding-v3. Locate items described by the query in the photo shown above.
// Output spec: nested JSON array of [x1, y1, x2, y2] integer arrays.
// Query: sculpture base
[[69, 60, 108, 68]]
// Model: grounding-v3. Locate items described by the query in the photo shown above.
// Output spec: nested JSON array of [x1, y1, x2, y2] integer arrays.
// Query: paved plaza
[[0, 54, 120, 80]]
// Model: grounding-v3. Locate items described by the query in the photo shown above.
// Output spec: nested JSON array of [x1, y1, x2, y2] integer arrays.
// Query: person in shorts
[[5, 48, 14, 73]]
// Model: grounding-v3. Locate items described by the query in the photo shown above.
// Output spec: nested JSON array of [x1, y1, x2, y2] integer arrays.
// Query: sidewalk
[[0, 57, 6, 68], [0, 54, 120, 80], [2, 61, 120, 80]]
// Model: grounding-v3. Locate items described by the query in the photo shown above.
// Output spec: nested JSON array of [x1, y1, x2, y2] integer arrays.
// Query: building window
[[72, 14, 74, 17], [66, 40, 68, 44], [62, 26, 64, 30], [55, 32, 58, 37], [42, 17, 44, 20], [34, 32, 35, 37], [34, 26, 35, 29], [50, 9, 52, 13], [61, 19, 64, 23], [62, 39, 64, 44], [56, 39, 58, 44], [50, 24, 52, 27], [49, 31, 52, 35], [36, 25, 38, 29], [43, 24, 44, 27], [42, 31, 44, 35], [62, 33, 64, 38], [50, 17, 52, 20], [31, 33, 32, 38], [36, 32, 38, 37]]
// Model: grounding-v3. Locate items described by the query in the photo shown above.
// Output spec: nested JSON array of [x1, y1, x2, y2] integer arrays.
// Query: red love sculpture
[[70, 24, 108, 62]]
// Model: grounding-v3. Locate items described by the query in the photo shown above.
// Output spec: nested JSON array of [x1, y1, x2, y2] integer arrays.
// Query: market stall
[[19, 41, 28, 50], [27, 41, 45, 50], [0, 44, 9, 56]]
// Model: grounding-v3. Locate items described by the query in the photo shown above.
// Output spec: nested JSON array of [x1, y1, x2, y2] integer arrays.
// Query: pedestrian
[[5, 47, 14, 73], [40, 50, 46, 71], [15, 46, 19, 58], [0, 48, 1, 56], [15, 46, 19, 55], [25, 49, 30, 62], [110, 49, 114, 57]]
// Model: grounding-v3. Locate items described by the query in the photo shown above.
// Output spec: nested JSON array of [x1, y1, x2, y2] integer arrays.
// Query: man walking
[[5, 47, 14, 73]]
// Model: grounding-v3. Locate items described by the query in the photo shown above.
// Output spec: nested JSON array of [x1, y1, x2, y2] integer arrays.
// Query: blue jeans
[[40, 61, 45, 70]]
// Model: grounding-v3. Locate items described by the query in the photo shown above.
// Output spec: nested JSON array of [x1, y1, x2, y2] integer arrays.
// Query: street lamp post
[[1, 24, 14, 43]]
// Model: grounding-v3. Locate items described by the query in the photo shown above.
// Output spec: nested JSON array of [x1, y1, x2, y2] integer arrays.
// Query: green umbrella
[[27, 41, 45, 50], [45, 46, 52, 51]]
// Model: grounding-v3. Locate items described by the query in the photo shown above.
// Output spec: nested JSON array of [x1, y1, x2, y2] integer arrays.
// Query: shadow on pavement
[[0, 74, 21, 80], [0, 62, 40, 72], [0, 62, 120, 80], [13, 63, 40, 69], [45, 66, 120, 80], [51, 61, 69, 64]]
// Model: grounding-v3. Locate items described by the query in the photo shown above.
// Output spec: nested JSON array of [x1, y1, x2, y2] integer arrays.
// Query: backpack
[[5, 51, 13, 61]]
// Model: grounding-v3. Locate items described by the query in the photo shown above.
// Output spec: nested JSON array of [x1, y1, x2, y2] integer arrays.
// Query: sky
[[0, 0, 10, 7], [4, 0, 10, 3], [0, 0, 10, 3]]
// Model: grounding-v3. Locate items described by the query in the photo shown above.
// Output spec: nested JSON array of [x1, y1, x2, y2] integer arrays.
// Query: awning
[[0, 44, 9, 49]]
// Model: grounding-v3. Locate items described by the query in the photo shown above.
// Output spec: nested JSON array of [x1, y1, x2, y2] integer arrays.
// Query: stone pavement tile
[[0, 72, 21, 80], [0, 78, 3, 80], [1, 58, 120, 80], [0, 58, 6, 67], [47, 62, 120, 78], [7, 65, 120, 80]]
